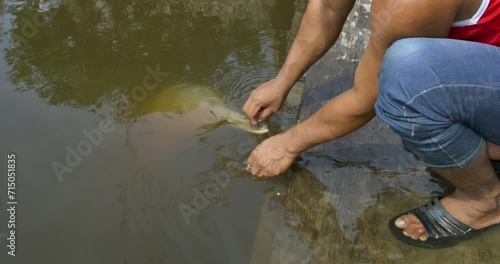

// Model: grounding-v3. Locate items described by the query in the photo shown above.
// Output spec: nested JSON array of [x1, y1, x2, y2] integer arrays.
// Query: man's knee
[[375, 38, 434, 136], [378, 38, 433, 95]]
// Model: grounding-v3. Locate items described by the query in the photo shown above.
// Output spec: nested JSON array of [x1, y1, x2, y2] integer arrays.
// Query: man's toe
[[396, 214, 419, 228], [395, 217, 406, 228]]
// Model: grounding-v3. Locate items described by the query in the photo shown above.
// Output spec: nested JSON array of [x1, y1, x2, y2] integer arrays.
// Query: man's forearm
[[276, 0, 356, 89], [286, 88, 376, 154], [284, 29, 386, 155]]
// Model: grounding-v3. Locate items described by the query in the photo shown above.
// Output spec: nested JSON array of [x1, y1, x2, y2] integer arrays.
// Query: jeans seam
[[401, 84, 497, 168], [404, 84, 500, 107], [423, 139, 484, 169], [431, 136, 460, 166], [403, 84, 500, 138]]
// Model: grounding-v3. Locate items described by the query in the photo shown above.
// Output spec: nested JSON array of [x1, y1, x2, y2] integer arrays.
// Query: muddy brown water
[[0, 0, 498, 263]]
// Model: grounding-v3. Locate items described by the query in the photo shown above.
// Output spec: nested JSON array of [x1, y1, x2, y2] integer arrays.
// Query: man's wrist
[[284, 125, 310, 155], [276, 68, 302, 92]]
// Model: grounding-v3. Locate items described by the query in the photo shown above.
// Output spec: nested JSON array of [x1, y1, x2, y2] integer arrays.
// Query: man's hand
[[246, 132, 299, 177], [242, 78, 289, 125], [242, 0, 356, 124]]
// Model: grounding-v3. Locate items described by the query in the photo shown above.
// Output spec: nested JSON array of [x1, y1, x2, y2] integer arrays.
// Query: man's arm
[[247, 0, 462, 176], [243, 0, 356, 124], [284, 0, 459, 154], [276, 0, 357, 88]]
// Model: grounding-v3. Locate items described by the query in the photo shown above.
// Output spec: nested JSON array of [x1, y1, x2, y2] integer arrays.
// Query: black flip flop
[[389, 198, 498, 249]]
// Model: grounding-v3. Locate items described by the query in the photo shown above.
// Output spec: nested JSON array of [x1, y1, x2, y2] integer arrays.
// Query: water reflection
[[4, 0, 497, 263], [2, 0, 306, 263], [4, 0, 298, 123]]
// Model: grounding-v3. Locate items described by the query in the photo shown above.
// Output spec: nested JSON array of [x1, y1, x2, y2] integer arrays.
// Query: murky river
[[0, 0, 498, 264], [0, 0, 304, 263]]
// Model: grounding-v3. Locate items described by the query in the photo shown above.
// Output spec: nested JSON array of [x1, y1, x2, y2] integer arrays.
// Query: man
[[242, 0, 499, 248]]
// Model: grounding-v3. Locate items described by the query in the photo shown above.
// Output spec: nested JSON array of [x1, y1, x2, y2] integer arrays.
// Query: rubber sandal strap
[[409, 198, 472, 239]]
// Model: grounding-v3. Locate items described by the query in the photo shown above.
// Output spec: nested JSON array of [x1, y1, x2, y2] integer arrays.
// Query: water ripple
[[210, 30, 282, 106]]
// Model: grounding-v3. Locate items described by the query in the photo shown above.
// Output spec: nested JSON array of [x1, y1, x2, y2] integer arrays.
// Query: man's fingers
[[250, 162, 262, 176], [243, 99, 262, 125], [242, 98, 252, 119], [258, 108, 274, 122], [247, 151, 267, 176], [249, 105, 263, 125], [248, 158, 277, 177], [247, 152, 258, 173]]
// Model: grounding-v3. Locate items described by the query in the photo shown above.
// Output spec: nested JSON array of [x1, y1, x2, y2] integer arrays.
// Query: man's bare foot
[[395, 191, 500, 241]]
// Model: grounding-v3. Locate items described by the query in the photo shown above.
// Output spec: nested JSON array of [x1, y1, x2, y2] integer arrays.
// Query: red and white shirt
[[448, 0, 500, 46]]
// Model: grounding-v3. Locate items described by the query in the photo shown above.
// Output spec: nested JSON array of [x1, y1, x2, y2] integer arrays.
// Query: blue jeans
[[375, 38, 500, 169]]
